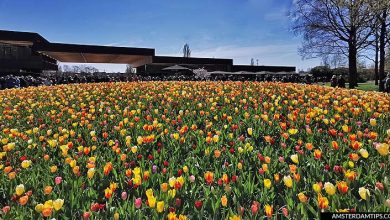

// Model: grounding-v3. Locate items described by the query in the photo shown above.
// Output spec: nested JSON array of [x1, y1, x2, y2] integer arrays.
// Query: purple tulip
[[152, 165, 158, 173]]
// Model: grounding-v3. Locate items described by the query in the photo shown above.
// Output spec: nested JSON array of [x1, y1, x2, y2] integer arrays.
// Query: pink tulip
[[121, 191, 127, 200], [2, 206, 10, 214], [282, 207, 289, 217], [251, 201, 259, 214], [189, 175, 195, 183], [135, 198, 142, 208], [83, 211, 90, 220], [55, 176, 62, 185]]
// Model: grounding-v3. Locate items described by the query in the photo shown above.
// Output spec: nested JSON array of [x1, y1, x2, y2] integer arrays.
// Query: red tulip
[[177, 169, 183, 176], [195, 200, 203, 210], [19, 155, 27, 161], [175, 198, 182, 207], [83, 212, 91, 220], [376, 182, 384, 191]]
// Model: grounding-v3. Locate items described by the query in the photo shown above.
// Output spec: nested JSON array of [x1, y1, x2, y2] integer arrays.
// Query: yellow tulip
[[21, 160, 32, 169], [324, 182, 336, 195], [221, 195, 228, 207], [169, 177, 177, 188], [168, 189, 176, 198], [53, 199, 64, 211], [288, 128, 298, 135], [148, 196, 156, 208], [264, 179, 272, 189], [237, 162, 243, 170], [376, 143, 389, 156], [131, 146, 138, 154], [146, 189, 154, 198], [87, 168, 95, 179], [370, 118, 377, 126], [177, 176, 185, 186], [15, 184, 25, 196], [213, 135, 219, 143], [298, 192, 308, 203], [290, 154, 299, 164], [359, 149, 369, 158], [313, 183, 321, 193], [358, 187, 370, 200], [44, 200, 53, 208], [247, 127, 253, 136], [35, 203, 44, 212], [283, 175, 293, 188], [157, 201, 164, 213]]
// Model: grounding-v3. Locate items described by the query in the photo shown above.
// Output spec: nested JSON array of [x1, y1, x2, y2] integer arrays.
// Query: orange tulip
[[204, 171, 214, 185], [337, 181, 348, 194], [19, 195, 29, 205]]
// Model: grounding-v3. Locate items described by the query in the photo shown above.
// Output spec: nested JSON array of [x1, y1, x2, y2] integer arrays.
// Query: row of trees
[[291, 0, 390, 90], [59, 65, 99, 73]]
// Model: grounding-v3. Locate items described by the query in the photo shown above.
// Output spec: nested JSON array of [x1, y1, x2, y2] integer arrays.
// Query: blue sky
[[0, 0, 321, 72]]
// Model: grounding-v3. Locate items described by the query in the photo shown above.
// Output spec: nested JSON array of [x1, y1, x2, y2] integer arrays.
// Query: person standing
[[337, 76, 346, 88], [384, 73, 390, 93], [330, 75, 337, 87]]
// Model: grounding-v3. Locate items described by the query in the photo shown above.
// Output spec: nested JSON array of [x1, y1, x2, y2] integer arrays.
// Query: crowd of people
[[0, 74, 130, 90], [2, 72, 389, 92], [0, 73, 328, 90]]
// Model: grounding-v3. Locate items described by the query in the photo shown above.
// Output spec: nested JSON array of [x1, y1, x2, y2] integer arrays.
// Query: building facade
[[0, 30, 296, 75]]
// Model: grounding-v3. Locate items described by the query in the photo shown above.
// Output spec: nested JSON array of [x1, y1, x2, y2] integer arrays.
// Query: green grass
[[321, 80, 379, 91]]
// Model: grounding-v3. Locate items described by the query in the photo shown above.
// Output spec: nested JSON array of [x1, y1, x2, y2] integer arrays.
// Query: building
[[0, 30, 296, 75]]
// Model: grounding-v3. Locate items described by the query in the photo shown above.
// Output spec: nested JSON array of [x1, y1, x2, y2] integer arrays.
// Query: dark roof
[[33, 42, 155, 56], [0, 30, 49, 44], [153, 56, 233, 65]]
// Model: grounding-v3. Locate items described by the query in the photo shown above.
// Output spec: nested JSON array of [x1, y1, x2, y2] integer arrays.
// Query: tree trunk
[[348, 48, 358, 89], [379, 10, 387, 92], [348, 23, 358, 89], [375, 32, 379, 85]]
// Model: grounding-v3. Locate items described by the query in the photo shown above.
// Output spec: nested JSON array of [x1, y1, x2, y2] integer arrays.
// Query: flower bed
[[0, 81, 389, 219]]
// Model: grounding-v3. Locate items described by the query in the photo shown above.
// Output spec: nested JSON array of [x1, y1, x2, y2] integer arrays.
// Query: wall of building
[[232, 65, 296, 72], [0, 43, 57, 74]]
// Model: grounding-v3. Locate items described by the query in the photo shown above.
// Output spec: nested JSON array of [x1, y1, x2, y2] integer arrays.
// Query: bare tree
[[370, 1, 390, 91], [125, 64, 135, 74], [183, 43, 191, 58], [290, 0, 375, 88], [250, 58, 255, 66]]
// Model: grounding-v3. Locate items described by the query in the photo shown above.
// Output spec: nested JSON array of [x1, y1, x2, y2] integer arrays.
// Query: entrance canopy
[[33, 43, 154, 66]]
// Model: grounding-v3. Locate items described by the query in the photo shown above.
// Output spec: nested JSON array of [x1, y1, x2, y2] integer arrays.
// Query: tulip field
[[0, 81, 390, 219]]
